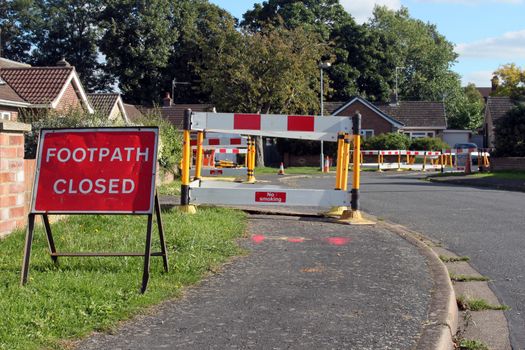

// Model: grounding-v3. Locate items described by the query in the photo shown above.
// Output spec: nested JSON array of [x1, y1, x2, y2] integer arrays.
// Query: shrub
[[362, 132, 410, 150], [133, 112, 183, 176], [494, 104, 525, 156], [409, 137, 450, 151], [20, 108, 120, 159]]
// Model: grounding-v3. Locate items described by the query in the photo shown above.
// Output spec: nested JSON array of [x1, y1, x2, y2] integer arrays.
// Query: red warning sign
[[32, 128, 158, 213], [255, 191, 287, 203]]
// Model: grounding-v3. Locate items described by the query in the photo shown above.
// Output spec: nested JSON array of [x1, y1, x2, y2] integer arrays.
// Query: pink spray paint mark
[[287, 237, 305, 243], [325, 237, 351, 246], [251, 234, 266, 244]]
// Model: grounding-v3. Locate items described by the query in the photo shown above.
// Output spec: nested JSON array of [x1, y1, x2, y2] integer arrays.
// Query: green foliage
[[0, 0, 33, 61], [409, 137, 450, 151], [362, 132, 410, 150], [0, 207, 245, 350], [458, 339, 489, 350], [494, 104, 525, 156], [98, 0, 176, 104], [447, 83, 485, 130], [133, 111, 183, 175], [493, 63, 525, 100], [19, 108, 121, 159]]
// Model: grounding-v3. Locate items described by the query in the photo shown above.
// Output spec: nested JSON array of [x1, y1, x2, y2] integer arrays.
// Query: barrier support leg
[[397, 153, 402, 171], [180, 109, 196, 214], [193, 131, 204, 181], [339, 113, 375, 225], [324, 133, 348, 217], [245, 137, 256, 184]]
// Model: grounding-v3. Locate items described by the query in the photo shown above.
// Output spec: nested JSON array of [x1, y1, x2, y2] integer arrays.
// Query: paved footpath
[[77, 213, 434, 350]]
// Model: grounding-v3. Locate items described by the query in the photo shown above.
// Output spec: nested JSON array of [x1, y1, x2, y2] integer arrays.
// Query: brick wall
[[55, 82, 81, 112], [0, 106, 19, 122], [490, 157, 525, 171], [0, 121, 31, 237], [334, 100, 396, 135]]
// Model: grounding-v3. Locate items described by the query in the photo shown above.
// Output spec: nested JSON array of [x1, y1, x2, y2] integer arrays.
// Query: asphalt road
[[77, 214, 431, 350], [287, 171, 525, 349]]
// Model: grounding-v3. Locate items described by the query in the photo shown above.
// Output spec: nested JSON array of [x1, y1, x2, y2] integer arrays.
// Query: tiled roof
[[88, 93, 120, 117], [0, 76, 27, 105], [154, 104, 214, 128], [0, 67, 73, 105], [0, 57, 31, 68], [123, 103, 144, 122], [476, 87, 492, 99], [486, 96, 516, 123], [323, 101, 345, 115], [376, 101, 446, 128]]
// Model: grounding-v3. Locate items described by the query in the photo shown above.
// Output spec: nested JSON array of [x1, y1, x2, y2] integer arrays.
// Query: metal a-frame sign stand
[[20, 127, 169, 293]]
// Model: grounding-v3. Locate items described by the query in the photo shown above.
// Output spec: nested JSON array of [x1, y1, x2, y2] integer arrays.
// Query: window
[[1, 111, 11, 121], [404, 131, 435, 139], [360, 129, 374, 139]]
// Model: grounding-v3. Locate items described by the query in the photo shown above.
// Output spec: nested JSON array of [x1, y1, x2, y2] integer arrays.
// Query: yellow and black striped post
[[339, 112, 375, 225], [245, 137, 256, 184], [194, 131, 204, 181], [180, 109, 196, 214]]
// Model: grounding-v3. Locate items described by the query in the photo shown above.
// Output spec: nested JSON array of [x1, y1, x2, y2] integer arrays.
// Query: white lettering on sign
[[45, 147, 150, 163], [52, 178, 136, 195]]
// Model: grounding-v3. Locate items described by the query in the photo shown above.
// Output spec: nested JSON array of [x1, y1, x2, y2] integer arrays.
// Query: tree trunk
[[256, 136, 265, 167]]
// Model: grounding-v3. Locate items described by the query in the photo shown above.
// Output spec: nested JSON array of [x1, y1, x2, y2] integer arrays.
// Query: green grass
[[457, 296, 509, 311], [459, 339, 490, 350], [450, 274, 490, 282], [0, 207, 246, 350], [157, 179, 182, 196], [439, 255, 470, 263], [430, 170, 525, 180]]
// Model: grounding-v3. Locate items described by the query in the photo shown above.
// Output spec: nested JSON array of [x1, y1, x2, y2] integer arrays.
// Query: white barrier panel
[[191, 112, 351, 142], [190, 187, 349, 207], [191, 168, 247, 177]]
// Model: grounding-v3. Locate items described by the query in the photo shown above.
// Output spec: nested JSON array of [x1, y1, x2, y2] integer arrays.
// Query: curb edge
[[379, 221, 458, 350]]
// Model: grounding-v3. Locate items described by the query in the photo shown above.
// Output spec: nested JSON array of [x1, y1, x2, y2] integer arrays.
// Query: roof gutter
[[0, 99, 31, 108]]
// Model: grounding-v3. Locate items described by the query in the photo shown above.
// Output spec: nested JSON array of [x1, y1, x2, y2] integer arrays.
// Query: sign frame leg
[[155, 193, 169, 272], [42, 214, 58, 264], [20, 214, 36, 285], [140, 214, 153, 294]]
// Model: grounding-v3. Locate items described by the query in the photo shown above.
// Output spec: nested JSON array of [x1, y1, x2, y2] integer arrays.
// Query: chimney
[[162, 92, 172, 107], [56, 58, 71, 67], [389, 90, 398, 106], [491, 75, 499, 92]]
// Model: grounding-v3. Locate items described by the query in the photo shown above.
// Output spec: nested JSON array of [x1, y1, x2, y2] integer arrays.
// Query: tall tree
[[198, 25, 326, 165], [161, 0, 236, 104], [27, 0, 107, 91], [99, 0, 176, 105], [493, 63, 525, 100], [446, 83, 484, 130], [368, 6, 459, 102], [0, 0, 34, 62]]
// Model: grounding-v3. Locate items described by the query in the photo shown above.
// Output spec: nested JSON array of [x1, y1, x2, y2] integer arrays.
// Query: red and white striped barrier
[[190, 137, 247, 147], [361, 150, 379, 155], [191, 112, 351, 141], [213, 148, 247, 154], [380, 150, 401, 156], [191, 167, 248, 177]]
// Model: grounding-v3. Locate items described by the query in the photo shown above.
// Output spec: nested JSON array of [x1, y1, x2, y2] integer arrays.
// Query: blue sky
[[209, 0, 525, 87]]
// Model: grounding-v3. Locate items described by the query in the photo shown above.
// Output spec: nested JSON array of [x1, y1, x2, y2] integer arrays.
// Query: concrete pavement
[[76, 205, 456, 349]]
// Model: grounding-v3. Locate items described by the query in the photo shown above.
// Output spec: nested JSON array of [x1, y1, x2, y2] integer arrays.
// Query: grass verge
[[459, 339, 490, 350], [429, 170, 525, 180], [439, 255, 470, 263], [450, 274, 489, 282], [457, 296, 510, 311], [0, 207, 246, 350], [157, 179, 182, 196]]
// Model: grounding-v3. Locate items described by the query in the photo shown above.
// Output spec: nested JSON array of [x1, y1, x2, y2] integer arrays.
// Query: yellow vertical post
[[180, 109, 196, 214], [194, 131, 204, 180], [335, 133, 344, 190], [339, 112, 374, 224], [342, 133, 350, 191], [246, 137, 256, 184]]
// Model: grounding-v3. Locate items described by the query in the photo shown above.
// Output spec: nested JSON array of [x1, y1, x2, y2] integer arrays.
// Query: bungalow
[[88, 93, 130, 124], [0, 58, 94, 120], [483, 96, 516, 148], [329, 96, 447, 139]]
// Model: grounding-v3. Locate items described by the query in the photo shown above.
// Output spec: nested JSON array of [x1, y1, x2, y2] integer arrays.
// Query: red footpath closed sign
[[32, 128, 159, 213]]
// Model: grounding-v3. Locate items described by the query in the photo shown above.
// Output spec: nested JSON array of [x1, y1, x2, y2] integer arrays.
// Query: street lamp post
[[319, 62, 331, 171]]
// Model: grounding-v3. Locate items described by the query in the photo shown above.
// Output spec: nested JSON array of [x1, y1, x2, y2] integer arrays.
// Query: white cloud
[[340, 0, 401, 24], [456, 29, 525, 60], [461, 70, 494, 86]]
